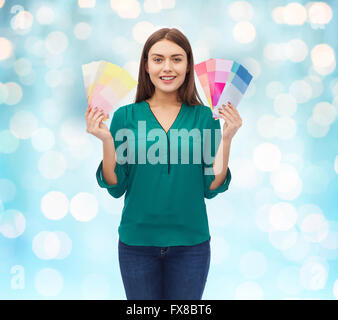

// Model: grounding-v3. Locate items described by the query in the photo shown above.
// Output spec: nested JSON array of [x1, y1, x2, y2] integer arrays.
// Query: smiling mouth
[[160, 76, 176, 80]]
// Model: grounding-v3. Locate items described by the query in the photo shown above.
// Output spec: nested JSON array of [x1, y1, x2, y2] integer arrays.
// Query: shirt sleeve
[[202, 108, 231, 199], [96, 108, 129, 199]]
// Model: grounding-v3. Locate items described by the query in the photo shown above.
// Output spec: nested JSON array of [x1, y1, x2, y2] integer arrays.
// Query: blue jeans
[[118, 238, 211, 300]]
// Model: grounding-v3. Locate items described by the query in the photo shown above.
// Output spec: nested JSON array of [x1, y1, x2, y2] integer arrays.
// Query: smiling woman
[[94, 27, 232, 301]]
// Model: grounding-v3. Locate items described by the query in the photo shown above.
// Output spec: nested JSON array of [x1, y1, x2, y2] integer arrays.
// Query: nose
[[162, 58, 172, 71]]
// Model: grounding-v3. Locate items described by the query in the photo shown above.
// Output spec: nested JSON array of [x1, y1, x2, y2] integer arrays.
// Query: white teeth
[[161, 77, 175, 80]]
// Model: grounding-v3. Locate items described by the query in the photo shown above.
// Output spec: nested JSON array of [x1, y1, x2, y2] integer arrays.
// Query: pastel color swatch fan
[[82, 61, 138, 121], [194, 58, 253, 119]]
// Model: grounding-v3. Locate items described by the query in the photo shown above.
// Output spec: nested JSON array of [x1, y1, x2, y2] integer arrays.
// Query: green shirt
[[96, 100, 231, 246]]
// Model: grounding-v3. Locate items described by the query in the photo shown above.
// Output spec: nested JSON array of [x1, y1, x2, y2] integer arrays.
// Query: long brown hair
[[134, 28, 204, 107]]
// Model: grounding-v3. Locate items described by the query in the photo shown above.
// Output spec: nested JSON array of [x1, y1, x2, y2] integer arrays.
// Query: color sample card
[[81, 61, 138, 121], [194, 58, 253, 120], [213, 63, 253, 119]]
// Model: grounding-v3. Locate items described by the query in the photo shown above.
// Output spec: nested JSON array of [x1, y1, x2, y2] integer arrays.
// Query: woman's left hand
[[218, 101, 243, 141]]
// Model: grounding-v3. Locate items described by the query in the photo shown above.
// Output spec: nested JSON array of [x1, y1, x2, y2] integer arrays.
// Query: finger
[[93, 110, 104, 121], [96, 114, 105, 124], [219, 109, 234, 123], [227, 102, 240, 115], [220, 106, 236, 122], [223, 104, 240, 120], [90, 106, 100, 116]]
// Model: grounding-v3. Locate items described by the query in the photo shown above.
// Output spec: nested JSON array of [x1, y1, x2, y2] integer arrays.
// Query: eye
[[154, 58, 162, 62], [174, 58, 182, 62]]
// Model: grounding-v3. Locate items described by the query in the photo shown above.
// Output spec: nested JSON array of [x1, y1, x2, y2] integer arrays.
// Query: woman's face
[[145, 39, 189, 95]]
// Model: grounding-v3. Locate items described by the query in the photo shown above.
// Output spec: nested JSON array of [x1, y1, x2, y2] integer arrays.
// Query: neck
[[147, 90, 182, 108]]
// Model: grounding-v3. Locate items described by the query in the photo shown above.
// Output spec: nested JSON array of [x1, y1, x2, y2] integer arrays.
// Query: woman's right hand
[[85, 106, 112, 142]]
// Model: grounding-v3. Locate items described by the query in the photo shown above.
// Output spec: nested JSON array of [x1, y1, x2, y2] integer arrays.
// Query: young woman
[[85, 28, 242, 300]]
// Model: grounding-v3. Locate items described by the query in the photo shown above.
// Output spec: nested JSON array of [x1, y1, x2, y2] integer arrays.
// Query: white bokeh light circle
[[307, 117, 330, 138], [299, 257, 328, 291], [229, 1, 253, 21], [78, 0, 96, 8], [54, 231, 72, 259], [74, 22, 92, 40], [0, 209, 26, 238], [34, 268, 63, 296], [0, 37, 13, 60], [41, 191, 69, 220], [312, 102, 336, 126], [311, 44, 335, 69], [70, 192, 98, 222], [111, 0, 141, 19], [308, 2, 332, 25], [233, 21, 256, 44], [239, 251, 267, 279], [36, 6, 55, 25], [304, 75, 323, 99], [235, 281, 263, 299], [31, 127, 55, 152], [45, 31, 69, 55], [12, 10, 34, 31], [300, 213, 329, 243], [43, 232, 61, 259], [282, 234, 310, 261], [283, 3, 307, 25], [144, 0, 162, 13], [14, 58, 32, 77], [38, 150, 67, 179], [286, 39, 308, 62], [33, 231, 57, 259], [289, 80, 312, 104], [242, 57, 261, 80], [253, 143, 281, 172], [269, 202, 298, 231], [132, 21, 157, 44], [273, 116, 297, 140], [270, 163, 302, 200], [10, 110, 38, 139], [4, 82, 23, 105], [32, 230, 72, 260], [19, 71, 36, 86]]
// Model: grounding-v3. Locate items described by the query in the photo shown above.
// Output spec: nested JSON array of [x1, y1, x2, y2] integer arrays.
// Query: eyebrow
[[151, 54, 184, 57]]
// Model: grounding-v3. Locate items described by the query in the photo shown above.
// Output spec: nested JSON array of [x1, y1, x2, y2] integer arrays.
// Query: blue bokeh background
[[0, 0, 337, 299]]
